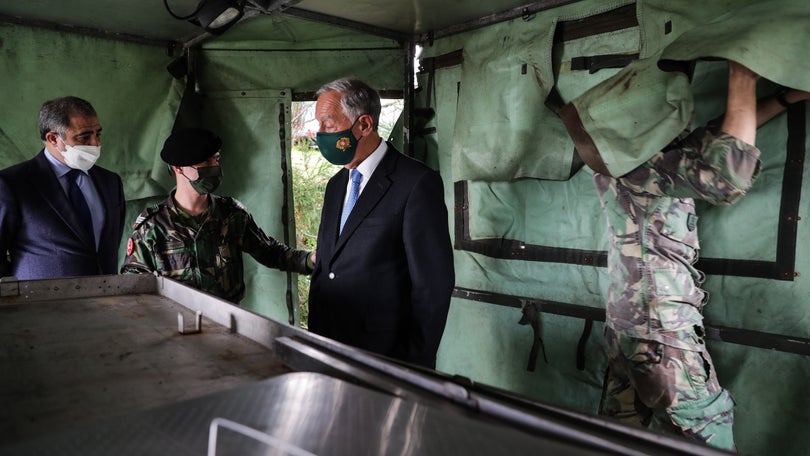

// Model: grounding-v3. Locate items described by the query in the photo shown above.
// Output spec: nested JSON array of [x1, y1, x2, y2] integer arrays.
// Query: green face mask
[[188, 165, 223, 195], [316, 120, 359, 165]]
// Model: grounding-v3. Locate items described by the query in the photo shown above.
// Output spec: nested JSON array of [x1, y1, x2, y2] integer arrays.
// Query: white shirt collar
[[351, 140, 387, 193], [43, 148, 74, 177]]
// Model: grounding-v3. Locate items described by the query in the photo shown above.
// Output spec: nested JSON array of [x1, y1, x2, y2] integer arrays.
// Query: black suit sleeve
[[402, 169, 455, 367]]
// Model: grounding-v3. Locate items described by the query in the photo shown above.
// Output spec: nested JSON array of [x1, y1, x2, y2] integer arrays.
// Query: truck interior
[[0, 0, 808, 454]]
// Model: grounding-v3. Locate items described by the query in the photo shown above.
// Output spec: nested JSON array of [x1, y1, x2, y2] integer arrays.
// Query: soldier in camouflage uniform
[[121, 128, 313, 304], [595, 63, 809, 450]]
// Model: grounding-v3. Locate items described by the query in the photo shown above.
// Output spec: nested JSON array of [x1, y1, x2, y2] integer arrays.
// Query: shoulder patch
[[132, 204, 163, 229], [225, 196, 247, 212]]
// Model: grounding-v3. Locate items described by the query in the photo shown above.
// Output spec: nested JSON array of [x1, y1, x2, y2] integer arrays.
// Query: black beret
[[160, 127, 222, 166]]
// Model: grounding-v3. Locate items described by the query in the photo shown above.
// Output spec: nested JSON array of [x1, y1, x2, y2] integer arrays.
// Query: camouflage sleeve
[[120, 225, 157, 274], [618, 127, 761, 205], [241, 211, 312, 275]]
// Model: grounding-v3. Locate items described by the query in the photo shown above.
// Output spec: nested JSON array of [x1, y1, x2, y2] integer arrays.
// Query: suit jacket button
[[328, 272, 335, 279]]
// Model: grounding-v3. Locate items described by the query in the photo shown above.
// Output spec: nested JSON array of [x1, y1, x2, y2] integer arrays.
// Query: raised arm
[[721, 61, 759, 145], [723, 60, 810, 141], [756, 87, 810, 127]]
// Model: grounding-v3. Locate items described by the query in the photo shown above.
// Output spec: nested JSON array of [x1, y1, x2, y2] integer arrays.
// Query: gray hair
[[316, 78, 382, 130], [38, 96, 97, 140]]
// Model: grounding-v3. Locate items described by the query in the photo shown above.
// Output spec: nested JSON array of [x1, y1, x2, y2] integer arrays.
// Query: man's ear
[[44, 131, 60, 147], [358, 114, 373, 133]]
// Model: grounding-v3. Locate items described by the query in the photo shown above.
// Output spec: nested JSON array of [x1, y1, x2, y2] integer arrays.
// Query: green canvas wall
[[0, 23, 182, 266], [420, 1, 810, 455], [3, 3, 810, 455]]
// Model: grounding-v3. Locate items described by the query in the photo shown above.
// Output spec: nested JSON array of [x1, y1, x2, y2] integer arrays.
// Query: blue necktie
[[340, 169, 362, 233], [67, 169, 93, 234]]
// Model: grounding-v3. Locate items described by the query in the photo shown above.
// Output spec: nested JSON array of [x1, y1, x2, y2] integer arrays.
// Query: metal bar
[[275, 332, 727, 456], [418, 0, 582, 42], [0, 13, 179, 48], [292, 89, 404, 102], [207, 417, 316, 456], [0, 273, 157, 303], [418, 50, 463, 73], [155, 276, 299, 349], [454, 286, 810, 357], [404, 41, 415, 156], [281, 7, 409, 42], [278, 101, 296, 325], [705, 325, 810, 356]]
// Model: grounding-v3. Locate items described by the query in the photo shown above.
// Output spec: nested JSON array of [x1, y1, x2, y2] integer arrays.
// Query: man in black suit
[[0, 96, 125, 280], [308, 78, 455, 369]]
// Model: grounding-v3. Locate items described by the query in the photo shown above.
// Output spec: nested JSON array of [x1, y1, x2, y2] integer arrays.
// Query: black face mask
[[187, 165, 223, 195]]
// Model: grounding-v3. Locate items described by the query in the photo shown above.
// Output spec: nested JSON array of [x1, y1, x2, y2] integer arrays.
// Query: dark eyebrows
[[76, 127, 102, 137]]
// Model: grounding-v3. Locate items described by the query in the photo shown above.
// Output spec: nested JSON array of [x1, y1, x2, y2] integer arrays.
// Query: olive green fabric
[[0, 24, 182, 198], [659, 0, 810, 92], [450, 16, 564, 181], [197, 15, 405, 93], [4, 4, 810, 456], [563, 56, 694, 177], [420, 3, 810, 455], [451, 0, 638, 182], [566, 0, 809, 177]]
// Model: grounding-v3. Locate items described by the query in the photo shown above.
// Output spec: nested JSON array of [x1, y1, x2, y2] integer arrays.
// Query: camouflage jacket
[[594, 128, 761, 350], [121, 193, 312, 303]]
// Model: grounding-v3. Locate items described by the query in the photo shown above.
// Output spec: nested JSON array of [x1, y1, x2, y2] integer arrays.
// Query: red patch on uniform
[[126, 238, 134, 256]]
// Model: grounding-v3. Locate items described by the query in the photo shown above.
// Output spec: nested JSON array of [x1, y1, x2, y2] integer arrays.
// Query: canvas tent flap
[[560, 56, 693, 177], [0, 24, 181, 200], [197, 15, 405, 94], [449, 0, 640, 182], [564, 0, 809, 177], [658, 0, 810, 92], [450, 17, 564, 182]]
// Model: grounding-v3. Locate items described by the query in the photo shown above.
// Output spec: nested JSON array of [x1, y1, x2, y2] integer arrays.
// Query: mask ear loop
[[352, 115, 371, 142], [54, 133, 67, 151], [355, 115, 370, 135]]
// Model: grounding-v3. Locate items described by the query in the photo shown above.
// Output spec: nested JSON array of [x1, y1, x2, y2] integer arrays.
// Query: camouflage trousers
[[599, 327, 736, 451]]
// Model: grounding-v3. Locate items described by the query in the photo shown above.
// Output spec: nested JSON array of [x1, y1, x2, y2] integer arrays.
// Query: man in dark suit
[[308, 78, 455, 369], [0, 96, 125, 280]]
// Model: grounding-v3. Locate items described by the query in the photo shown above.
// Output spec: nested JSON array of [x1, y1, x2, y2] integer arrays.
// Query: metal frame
[[1, 274, 730, 455]]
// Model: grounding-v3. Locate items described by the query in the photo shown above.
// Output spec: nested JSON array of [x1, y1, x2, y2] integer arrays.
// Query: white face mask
[[59, 137, 101, 171]]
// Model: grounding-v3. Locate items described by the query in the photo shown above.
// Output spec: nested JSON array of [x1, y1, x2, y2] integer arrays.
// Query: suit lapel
[[33, 151, 95, 247], [332, 149, 397, 256], [325, 168, 349, 244]]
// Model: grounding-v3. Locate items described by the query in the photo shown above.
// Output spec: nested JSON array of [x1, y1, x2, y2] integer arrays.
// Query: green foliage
[[292, 145, 333, 327]]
